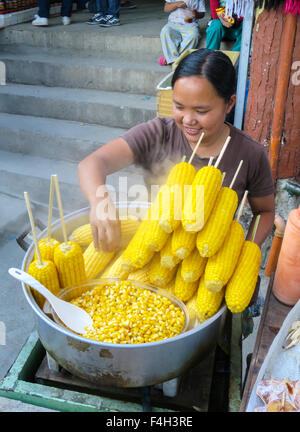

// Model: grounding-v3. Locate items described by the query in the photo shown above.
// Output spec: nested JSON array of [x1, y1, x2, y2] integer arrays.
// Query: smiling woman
[[78, 49, 275, 253]]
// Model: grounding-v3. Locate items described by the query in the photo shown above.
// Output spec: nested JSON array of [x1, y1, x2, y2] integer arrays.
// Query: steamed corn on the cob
[[70, 217, 141, 248], [121, 219, 155, 272], [54, 241, 87, 288], [196, 187, 238, 258], [83, 241, 115, 280], [128, 260, 153, 284], [144, 219, 169, 252], [34, 238, 60, 262], [174, 264, 198, 302], [182, 166, 223, 232], [159, 162, 196, 233], [100, 253, 129, 279], [205, 220, 244, 292], [185, 293, 200, 328], [225, 240, 261, 313], [28, 259, 60, 308], [172, 225, 197, 260], [160, 236, 181, 269], [149, 253, 177, 288], [196, 276, 225, 323], [181, 248, 207, 282]]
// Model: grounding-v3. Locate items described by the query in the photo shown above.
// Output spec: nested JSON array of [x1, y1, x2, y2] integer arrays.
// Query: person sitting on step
[[32, 0, 72, 26], [206, 0, 243, 52], [159, 0, 206, 66], [86, 0, 121, 26]]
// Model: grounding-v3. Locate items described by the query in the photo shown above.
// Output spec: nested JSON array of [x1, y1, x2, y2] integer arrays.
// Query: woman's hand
[[219, 16, 233, 28], [89, 196, 122, 253]]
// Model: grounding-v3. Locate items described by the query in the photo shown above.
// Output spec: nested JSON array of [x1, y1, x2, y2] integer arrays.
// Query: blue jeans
[[38, 0, 73, 17], [206, 19, 243, 52], [96, 0, 120, 18]]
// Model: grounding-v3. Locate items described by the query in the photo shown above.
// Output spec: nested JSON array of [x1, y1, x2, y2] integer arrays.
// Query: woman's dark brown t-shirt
[[121, 117, 275, 204]]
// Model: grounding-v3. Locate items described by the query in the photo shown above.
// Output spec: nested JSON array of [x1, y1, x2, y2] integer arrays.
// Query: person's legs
[[206, 19, 225, 50], [86, 0, 106, 24], [107, 0, 120, 18], [179, 23, 200, 54], [226, 23, 243, 51], [37, 0, 50, 18], [160, 22, 181, 65], [61, 0, 73, 18]]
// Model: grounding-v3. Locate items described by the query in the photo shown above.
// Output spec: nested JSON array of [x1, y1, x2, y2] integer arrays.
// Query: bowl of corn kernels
[[51, 279, 189, 344]]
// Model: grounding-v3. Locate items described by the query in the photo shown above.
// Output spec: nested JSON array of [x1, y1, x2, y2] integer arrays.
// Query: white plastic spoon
[[9, 268, 93, 335]]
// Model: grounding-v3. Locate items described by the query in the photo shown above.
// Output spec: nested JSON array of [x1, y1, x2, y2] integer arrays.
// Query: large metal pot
[[21, 203, 227, 388]]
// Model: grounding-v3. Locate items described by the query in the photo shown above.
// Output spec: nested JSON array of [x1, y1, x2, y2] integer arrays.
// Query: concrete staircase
[[0, 0, 224, 219]]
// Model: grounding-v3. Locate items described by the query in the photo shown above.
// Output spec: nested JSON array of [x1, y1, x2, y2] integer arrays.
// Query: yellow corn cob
[[144, 219, 169, 252], [70, 217, 141, 248], [121, 219, 155, 273], [28, 259, 60, 308], [83, 242, 115, 280], [69, 224, 92, 247], [162, 280, 176, 297], [34, 238, 60, 262], [205, 220, 244, 293], [196, 187, 238, 258], [128, 260, 152, 284], [172, 225, 197, 260], [159, 162, 196, 233], [181, 248, 207, 282], [160, 236, 181, 269], [54, 241, 87, 288], [182, 165, 223, 232], [101, 253, 129, 279], [149, 253, 177, 288], [174, 264, 198, 302], [196, 276, 225, 323], [225, 240, 261, 313], [185, 293, 200, 328]]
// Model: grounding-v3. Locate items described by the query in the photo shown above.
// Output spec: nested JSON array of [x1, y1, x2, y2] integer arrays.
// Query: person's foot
[[32, 15, 48, 26], [121, 1, 136, 9], [62, 16, 71, 25], [86, 13, 105, 24], [99, 15, 121, 27]]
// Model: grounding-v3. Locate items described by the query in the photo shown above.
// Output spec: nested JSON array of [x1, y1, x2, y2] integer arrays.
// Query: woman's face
[[172, 75, 236, 147]]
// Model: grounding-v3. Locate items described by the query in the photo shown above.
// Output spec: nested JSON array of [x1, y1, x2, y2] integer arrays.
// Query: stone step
[[0, 8, 166, 57], [0, 150, 145, 212], [0, 44, 169, 96], [0, 84, 157, 128], [0, 113, 128, 163]]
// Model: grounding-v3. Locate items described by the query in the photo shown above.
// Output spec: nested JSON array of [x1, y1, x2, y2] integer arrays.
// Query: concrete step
[[0, 8, 166, 57], [0, 44, 169, 96], [0, 84, 157, 128], [0, 150, 145, 212], [0, 112, 127, 162]]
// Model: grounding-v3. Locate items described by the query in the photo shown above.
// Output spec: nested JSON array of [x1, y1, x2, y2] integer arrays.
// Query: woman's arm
[[246, 194, 275, 246], [78, 137, 134, 252], [164, 1, 187, 13]]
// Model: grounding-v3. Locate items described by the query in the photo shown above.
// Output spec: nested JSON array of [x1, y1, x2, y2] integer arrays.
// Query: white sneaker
[[62, 16, 71, 25], [32, 15, 48, 26]]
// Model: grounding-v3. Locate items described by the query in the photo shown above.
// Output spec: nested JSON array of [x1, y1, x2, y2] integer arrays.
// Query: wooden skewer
[[188, 132, 205, 164], [53, 174, 68, 243], [281, 391, 286, 409], [47, 175, 55, 241], [181, 155, 186, 163], [24, 191, 43, 265], [221, 172, 226, 185], [208, 157, 214, 166], [251, 214, 261, 243], [214, 136, 231, 169], [236, 190, 249, 222], [229, 160, 243, 189]]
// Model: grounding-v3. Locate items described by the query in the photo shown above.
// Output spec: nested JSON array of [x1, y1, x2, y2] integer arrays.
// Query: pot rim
[[21, 204, 228, 349]]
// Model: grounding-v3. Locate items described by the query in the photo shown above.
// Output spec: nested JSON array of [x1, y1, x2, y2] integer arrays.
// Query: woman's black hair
[[171, 49, 236, 103]]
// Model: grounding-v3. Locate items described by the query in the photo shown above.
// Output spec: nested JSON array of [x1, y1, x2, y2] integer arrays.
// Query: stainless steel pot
[[21, 203, 227, 388]]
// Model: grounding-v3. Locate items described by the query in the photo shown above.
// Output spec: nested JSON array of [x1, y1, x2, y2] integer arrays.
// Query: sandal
[[158, 56, 168, 66]]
